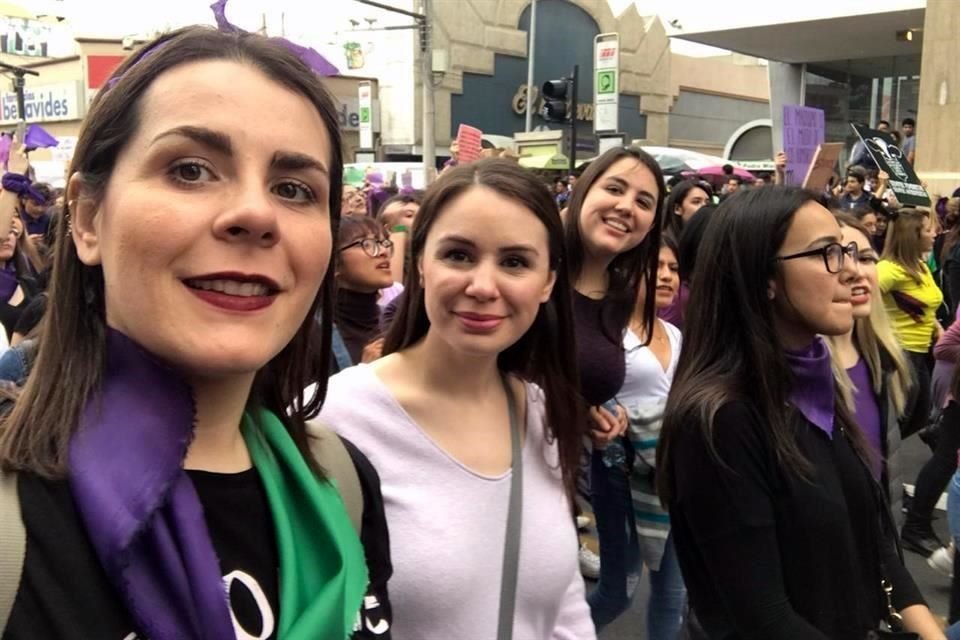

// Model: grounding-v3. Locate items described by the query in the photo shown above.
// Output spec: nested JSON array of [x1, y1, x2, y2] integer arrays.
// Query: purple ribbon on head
[[211, 0, 340, 76], [2, 172, 48, 204]]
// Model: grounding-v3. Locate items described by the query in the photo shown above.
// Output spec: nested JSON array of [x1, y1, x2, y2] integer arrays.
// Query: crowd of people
[[1, 23, 960, 640]]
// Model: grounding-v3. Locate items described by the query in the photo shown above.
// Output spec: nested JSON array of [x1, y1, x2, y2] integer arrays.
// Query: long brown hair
[[881, 208, 930, 283], [383, 159, 584, 504], [0, 26, 343, 477], [564, 146, 665, 343]]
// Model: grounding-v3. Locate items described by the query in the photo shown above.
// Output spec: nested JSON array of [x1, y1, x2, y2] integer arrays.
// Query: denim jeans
[[587, 449, 686, 637]]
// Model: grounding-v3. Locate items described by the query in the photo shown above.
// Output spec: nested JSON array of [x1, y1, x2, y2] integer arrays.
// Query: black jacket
[[667, 401, 922, 640]]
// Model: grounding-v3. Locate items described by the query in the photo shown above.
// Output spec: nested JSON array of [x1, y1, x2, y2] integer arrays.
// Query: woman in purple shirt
[[826, 212, 913, 523]]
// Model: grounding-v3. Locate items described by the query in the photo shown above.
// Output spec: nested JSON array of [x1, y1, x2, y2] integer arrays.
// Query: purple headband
[[2, 172, 47, 205]]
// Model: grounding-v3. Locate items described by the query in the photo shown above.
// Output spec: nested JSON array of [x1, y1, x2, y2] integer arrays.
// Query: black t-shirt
[[5, 439, 392, 639]]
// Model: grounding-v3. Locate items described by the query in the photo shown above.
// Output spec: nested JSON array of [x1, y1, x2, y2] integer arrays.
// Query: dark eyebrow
[[605, 176, 656, 202], [270, 151, 329, 176], [438, 235, 540, 255], [805, 235, 840, 249], [151, 126, 232, 155]]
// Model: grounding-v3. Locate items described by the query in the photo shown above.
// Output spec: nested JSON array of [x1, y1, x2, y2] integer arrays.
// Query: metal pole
[[569, 65, 578, 174], [421, 0, 436, 182], [524, 0, 537, 132]]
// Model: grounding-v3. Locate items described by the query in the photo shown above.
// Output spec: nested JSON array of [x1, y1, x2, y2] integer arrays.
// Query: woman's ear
[[66, 173, 102, 266]]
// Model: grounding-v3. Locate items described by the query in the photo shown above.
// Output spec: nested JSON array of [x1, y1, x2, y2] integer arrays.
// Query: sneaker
[[928, 546, 954, 578], [579, 544, 600, 580], [901, 524, 945, 558], [576, 515, 591, 531]]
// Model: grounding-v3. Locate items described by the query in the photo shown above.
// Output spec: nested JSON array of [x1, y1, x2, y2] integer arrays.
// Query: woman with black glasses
[[658, 187, 943, 639], [333, 216, 398, 369]]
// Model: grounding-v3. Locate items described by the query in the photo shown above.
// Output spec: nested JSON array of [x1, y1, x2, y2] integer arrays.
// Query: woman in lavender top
[[826, 212, 914, 528]]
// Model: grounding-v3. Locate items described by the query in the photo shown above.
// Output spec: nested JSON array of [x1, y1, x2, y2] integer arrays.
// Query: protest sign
[[851, 123, 930, 207], [455, 124, 483, 164], [783, 105, 825, 187], [802, 143, 844, 193]]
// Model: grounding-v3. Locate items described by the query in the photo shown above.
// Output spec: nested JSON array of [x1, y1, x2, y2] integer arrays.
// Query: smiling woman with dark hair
[[0, 26, 392, 640]]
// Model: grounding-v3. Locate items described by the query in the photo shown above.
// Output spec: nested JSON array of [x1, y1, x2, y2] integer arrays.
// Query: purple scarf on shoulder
[[68, 330, 235, 639], [784, 336, 836, 437]]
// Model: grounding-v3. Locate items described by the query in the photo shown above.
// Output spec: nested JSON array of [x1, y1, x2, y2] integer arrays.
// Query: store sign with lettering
[[0, 82, 84, 124]]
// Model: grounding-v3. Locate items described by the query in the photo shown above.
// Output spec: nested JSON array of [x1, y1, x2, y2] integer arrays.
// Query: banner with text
[[0, 81, 84, 125], [593, 33, 619, 134], [851, 123, 930, 207], [782, 105, 824, 187]]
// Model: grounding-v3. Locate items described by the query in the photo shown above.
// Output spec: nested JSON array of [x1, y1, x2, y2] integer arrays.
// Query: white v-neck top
[[319, 364, 595, 640]]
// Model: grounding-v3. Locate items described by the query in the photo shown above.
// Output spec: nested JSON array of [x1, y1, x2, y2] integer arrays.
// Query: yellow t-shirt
[[877, 259, 943, 353]]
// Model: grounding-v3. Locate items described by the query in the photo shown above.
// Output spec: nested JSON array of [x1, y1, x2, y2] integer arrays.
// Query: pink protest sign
[[456, 124, 483, 164]]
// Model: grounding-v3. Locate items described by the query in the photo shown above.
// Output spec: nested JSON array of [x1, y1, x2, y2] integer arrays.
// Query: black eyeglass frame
[[775, 241, 859, 274], [338, 237, 394, 258]]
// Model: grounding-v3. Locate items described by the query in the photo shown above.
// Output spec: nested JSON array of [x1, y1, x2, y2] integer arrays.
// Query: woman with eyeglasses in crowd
[[332, 215, 398, 370], [825, 212, 914, 527], [658, 187, 943, 639], [878, 208, 947, 556], [319, 159, 594, 639]]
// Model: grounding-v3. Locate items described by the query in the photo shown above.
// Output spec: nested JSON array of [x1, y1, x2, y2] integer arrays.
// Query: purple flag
[[209, 0, 339, 76], [0, 133, 11, 171], [24, 124, 58, 151]]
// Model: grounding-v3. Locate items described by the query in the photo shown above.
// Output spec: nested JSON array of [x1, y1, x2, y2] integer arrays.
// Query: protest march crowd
[[3, 19, 960, 640]]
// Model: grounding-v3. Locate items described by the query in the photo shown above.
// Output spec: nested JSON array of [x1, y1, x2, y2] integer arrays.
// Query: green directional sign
[[360, 107, 370, 124], [597, 70, 616, 95]]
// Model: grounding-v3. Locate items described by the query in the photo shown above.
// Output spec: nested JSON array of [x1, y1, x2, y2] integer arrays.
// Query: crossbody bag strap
[[496, 374, 523, 640]]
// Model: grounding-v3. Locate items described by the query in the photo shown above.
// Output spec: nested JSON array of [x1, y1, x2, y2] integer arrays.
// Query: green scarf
[[241, 407, 369, 639]]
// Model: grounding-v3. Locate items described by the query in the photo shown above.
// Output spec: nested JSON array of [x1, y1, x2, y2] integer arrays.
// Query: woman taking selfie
[[320, 159, 595, 640], [0, 27, 391, 640], [559, 146, 664, 628], [658, 187, 942, 639], [826, 212, 913, 525]]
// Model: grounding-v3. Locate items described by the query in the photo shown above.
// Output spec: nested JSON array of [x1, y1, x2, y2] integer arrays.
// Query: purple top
[[847, 358, 883, 479], [784, 337, 835, 437], [572, 290, 625, 406], [657, 282, 689, 330]]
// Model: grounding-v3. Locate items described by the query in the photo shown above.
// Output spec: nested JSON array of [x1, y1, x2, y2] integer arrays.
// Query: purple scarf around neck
[[68, 330, 235, 639], [784, 336, 836, 436]]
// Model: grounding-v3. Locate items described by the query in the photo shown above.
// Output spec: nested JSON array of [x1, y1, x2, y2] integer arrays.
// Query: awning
[[519, 153, 570, 170]]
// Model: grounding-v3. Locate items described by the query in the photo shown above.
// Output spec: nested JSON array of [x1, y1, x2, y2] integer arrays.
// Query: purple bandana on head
[[68, 330, 234, 640], [210, 0, 340, 76]]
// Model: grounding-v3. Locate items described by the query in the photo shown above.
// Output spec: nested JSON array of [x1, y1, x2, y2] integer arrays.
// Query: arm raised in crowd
[[0, 142, 28, 240]]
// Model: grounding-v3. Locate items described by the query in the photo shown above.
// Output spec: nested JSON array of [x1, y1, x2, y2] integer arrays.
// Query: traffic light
[[541, 79, 570, 122]]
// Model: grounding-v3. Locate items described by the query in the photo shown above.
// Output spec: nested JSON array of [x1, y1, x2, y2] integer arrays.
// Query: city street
[[587, 432, 954, 638]]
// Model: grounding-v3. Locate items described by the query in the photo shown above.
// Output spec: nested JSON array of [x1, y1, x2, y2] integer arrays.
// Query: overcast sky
[[16, 0, 926, 57]]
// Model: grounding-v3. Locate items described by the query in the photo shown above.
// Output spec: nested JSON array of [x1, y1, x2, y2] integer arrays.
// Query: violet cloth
[[784, 337, 835, 437], [2, 171, 48, 205], [23, 124, 59, 151], [572, 290, 625, 406], [847, 358, 883, 479], [657, 282, 689, 330], [68, 330, 235, 640]]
